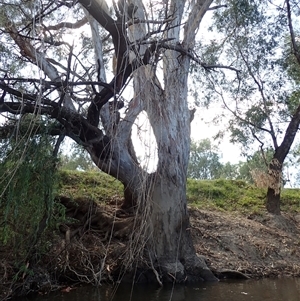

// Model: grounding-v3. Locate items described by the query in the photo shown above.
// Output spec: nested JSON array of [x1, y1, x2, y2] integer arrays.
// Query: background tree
[[237, 149, 274, 183], [187, 139, 276, 182], [188, 139, 223, 179], [60, 142, 96, 171], [187, 139, 239, 180], [0, 0, 241, 282], [200, 0, 300, 214]]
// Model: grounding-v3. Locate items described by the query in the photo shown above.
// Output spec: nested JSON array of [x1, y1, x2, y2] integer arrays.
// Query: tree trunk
[[265, 104, 300, 214], [147, 175, 217, 282], [85, 0, 218, 283], [266, 158, 282, 215], [266, 187, 281, 215]]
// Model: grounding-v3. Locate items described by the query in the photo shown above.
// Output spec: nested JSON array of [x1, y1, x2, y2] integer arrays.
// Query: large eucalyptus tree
[[0, 0, 235, 282]]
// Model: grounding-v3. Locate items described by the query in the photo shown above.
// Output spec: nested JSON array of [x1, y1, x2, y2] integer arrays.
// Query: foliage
[[0, 115, 58, 257], [59, 143, 96, 171], [187, 139, 278, 184], [194, 0, 299, 155], [237, 149, 274, 182], [193, 0, 300, 213]]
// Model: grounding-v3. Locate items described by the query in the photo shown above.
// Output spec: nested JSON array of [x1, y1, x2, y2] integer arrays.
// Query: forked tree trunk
[[86, 0, 217, 283], [135, 62, 216, 281]]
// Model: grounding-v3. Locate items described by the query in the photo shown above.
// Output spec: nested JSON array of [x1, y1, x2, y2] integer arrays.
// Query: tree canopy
[[188, 139, 223, 179]]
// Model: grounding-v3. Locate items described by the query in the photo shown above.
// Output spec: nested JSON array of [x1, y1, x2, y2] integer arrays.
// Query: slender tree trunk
[[266, 187, 281, 215], [266, 158, 282, 215]]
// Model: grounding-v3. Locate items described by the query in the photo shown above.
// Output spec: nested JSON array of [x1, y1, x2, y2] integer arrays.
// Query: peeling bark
[[0, 0, 217, 284]]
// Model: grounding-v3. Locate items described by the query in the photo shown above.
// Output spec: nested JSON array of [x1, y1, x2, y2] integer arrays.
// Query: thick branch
[[78, 0, 127, 64], [0, 98, 106, 146], [0, 122, 62, 140], [275, 104, 300, 163], [0, 82, 38, 102], [183, 0, 213, 48]]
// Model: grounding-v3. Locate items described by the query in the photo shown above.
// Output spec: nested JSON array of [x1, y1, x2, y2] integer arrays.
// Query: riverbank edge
[[1, 204, 300, 300]]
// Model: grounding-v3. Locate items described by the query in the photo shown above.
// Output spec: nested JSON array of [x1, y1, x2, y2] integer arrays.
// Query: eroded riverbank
[[1, 201, 300, 300]]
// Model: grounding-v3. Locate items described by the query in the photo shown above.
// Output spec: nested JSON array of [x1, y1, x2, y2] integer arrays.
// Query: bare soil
[[1, 199, 300, 299], [190, 208, 300, 278]]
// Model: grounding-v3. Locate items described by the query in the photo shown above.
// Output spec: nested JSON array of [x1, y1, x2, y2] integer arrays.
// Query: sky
[[191, 110, 243, 164]]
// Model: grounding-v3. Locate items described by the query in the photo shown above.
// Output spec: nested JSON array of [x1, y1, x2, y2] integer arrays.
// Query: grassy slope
[[58, 170, 300, 214], [58, 170, 123, 201], [187, 178, 300, 213]]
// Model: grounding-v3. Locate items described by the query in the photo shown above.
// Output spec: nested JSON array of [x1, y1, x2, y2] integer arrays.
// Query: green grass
[[281, 188, 300, 212], [58, 170, 123, 203], [57, 170, 300, 214], [187, 178, 300, 214], [186, 178, 266, 213]]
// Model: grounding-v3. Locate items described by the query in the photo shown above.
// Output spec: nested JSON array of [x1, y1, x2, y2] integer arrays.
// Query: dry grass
[[251, 159, 282, 195]]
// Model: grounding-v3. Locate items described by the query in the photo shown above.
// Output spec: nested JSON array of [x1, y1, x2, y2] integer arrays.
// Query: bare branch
[[183, 0, 214, 48], [236, 44, 278, 149], [0, 81, 39, 102], [46, 16, 88, 30], [0, 77, 115, 92], [208, 5, 228, 11], [160, 42, 240, 72], [126, 16, 176, 27], [4, 15, 76, 110], [207, 76, 273, 135]]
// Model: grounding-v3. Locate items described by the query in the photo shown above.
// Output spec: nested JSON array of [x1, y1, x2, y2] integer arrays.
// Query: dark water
[[24, 278, 300, 301]]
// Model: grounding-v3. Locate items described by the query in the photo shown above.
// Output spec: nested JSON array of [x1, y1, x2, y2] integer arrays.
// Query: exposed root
[[148, 255, 163, 286], [2, 198, 300, 299], [59, 196, 135, 241]]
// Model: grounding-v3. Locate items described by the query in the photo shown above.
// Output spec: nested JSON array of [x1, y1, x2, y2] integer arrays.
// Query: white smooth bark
[[76, 0, 216, 280]]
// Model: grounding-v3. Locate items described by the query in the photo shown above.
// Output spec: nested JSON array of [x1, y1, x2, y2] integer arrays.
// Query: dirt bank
[[190, 208, 300, 278], [1, 200, 300, 299]]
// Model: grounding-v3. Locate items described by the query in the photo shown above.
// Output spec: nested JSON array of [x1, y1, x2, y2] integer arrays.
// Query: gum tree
[[0, 0, 237, 281], [203, 0, 300, 214]]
